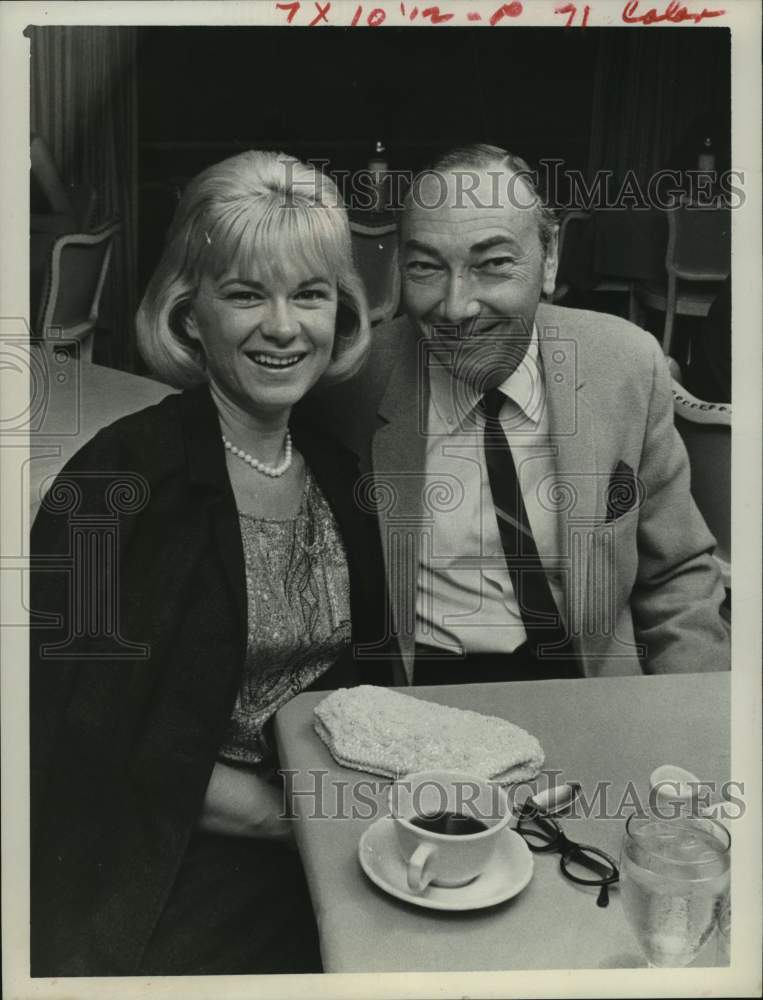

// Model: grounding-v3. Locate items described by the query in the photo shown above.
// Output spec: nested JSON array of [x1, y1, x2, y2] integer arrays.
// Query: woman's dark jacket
[[30, 384, 393, 976]]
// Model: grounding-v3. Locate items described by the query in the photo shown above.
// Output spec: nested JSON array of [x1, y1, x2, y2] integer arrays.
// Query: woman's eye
[[226, 289, 262, 303], [296, 288, 329, 301]]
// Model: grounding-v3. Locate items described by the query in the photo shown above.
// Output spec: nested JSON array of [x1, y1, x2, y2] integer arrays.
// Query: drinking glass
[[716, 895, 731, 964], [620, 813, 730, 968]]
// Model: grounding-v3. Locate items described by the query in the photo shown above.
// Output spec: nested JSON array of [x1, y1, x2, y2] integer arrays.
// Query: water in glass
[[620, 815, 730, 968]]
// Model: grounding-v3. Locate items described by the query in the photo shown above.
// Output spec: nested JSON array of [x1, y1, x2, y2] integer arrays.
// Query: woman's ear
[[183, 306, 201, 342]]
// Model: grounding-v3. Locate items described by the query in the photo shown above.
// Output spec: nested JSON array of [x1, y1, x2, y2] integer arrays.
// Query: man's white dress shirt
[[416, 330, 565, 655]]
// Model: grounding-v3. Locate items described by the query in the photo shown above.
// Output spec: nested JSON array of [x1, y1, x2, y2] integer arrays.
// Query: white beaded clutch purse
[[313, 685, 544, 784]]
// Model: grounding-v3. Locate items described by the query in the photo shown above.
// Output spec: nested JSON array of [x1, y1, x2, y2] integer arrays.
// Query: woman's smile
[[247, 350, 308, 370]]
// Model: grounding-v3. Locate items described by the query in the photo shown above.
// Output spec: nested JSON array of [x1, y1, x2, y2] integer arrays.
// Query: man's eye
[[479, 257, 515, 272], [405, 260, 441, 275]]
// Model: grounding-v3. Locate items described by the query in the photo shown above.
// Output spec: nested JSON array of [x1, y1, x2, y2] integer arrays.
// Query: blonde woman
[[31, 151, 393, 977]]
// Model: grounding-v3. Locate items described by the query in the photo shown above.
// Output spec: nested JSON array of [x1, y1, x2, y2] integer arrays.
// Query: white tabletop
[[274, 673, 730, 973], [27, 350, 176, 517]]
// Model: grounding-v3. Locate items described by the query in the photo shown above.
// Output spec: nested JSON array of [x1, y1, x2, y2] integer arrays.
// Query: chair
[[349, 220, 400, 325], [549, 210, 636, 319], [634, 207, 730, 358], [36, 219, 121, 363], [672, 380, 731, 589], [548, 210, 589, 304]]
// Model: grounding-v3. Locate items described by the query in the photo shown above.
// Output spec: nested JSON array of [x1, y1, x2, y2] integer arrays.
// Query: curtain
[[587, 31, 731, 190], [28, 26, 138, 370]]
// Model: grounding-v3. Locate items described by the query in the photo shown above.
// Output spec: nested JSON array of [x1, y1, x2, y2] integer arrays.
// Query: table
[[28, 350, 176, 518], [274, 673, 730, 973]]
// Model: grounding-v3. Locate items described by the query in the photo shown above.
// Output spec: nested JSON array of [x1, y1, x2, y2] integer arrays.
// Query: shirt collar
[[428, 324, 545, 432], [495, 327, 545, 425]]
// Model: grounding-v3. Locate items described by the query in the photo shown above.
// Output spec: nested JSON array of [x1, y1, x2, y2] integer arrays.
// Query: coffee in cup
[[410, 811, 489, 836], [388, 769, 511, 893]]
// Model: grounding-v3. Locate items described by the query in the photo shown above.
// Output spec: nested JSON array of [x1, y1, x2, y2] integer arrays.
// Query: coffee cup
[[388, 769, 511, 893]]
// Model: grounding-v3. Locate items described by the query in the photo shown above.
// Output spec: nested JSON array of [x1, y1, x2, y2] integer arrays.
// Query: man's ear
[[542, 226, 559, 298]]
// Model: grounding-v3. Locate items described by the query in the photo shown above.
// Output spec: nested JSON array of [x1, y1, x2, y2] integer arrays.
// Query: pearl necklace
[[222, 431, 292, 478]]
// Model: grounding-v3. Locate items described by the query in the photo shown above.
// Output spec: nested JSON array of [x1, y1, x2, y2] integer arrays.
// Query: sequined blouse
[[217, 469, 351, 767]]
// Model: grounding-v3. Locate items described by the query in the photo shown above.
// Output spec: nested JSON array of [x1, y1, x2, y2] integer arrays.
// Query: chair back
[[672, 381, 731, 586], [550, 210, 591, 302], [657, 206, 731, 356], [666, 206, 730, 282], [350, 220, 400, 325], [36, 219, 121, 360]]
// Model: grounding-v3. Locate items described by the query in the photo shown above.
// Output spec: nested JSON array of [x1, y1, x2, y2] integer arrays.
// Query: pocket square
[[605, 461, 640, 522]]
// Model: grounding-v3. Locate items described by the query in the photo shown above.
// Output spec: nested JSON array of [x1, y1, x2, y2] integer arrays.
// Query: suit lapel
[[537, 317, 603, 524], [537, 309, 603, 650]]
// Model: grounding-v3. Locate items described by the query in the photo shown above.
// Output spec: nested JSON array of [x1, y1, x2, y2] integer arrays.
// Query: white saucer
[[358, 816, 534, 912]]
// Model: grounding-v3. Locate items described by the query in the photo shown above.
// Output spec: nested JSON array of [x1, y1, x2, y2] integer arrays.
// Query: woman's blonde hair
[[137, 150, 370, 388]]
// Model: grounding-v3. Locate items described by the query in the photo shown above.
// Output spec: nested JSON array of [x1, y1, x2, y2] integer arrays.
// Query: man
[[308, 144, 729, 684]]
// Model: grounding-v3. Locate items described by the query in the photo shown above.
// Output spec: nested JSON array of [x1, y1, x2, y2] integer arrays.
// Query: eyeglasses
[[515, 802, 620, 907]]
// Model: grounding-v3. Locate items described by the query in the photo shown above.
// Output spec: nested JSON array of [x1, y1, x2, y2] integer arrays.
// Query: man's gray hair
[[406, 143, 558, 257]]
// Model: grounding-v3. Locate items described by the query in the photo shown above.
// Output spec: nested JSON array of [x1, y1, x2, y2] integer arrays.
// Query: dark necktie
[[482, 387, 579, 677]]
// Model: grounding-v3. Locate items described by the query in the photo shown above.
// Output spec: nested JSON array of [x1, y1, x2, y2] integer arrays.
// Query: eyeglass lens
[[517, 809, 619, 907], [517, 812, 559, 848], [562, 848, 618, 883]]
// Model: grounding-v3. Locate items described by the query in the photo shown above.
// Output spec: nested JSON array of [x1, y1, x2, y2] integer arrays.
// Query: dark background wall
[[136, 26, 600, 286], [28, 25, 732, 370], [137, 27, 598, 180], [135, 26, 730, 291]]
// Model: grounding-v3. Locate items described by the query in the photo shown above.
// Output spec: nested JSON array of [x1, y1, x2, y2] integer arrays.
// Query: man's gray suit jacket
[[304, 303, 729, 681]]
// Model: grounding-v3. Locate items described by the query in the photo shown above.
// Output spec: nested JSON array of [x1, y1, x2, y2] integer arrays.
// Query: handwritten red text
[[621, 0, 725, 25], [275, 1, 528, 26], [490, 3, 523, 25], [555, 2, 591, 27]]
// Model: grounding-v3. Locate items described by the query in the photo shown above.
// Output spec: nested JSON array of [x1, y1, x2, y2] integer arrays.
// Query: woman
[[30, 151, 392, 977]]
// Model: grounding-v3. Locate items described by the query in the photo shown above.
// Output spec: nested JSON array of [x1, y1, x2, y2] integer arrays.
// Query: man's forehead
[[411, 165, 535, 209], [404, 166, 538, 240], [405, 193, 535, 246]]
